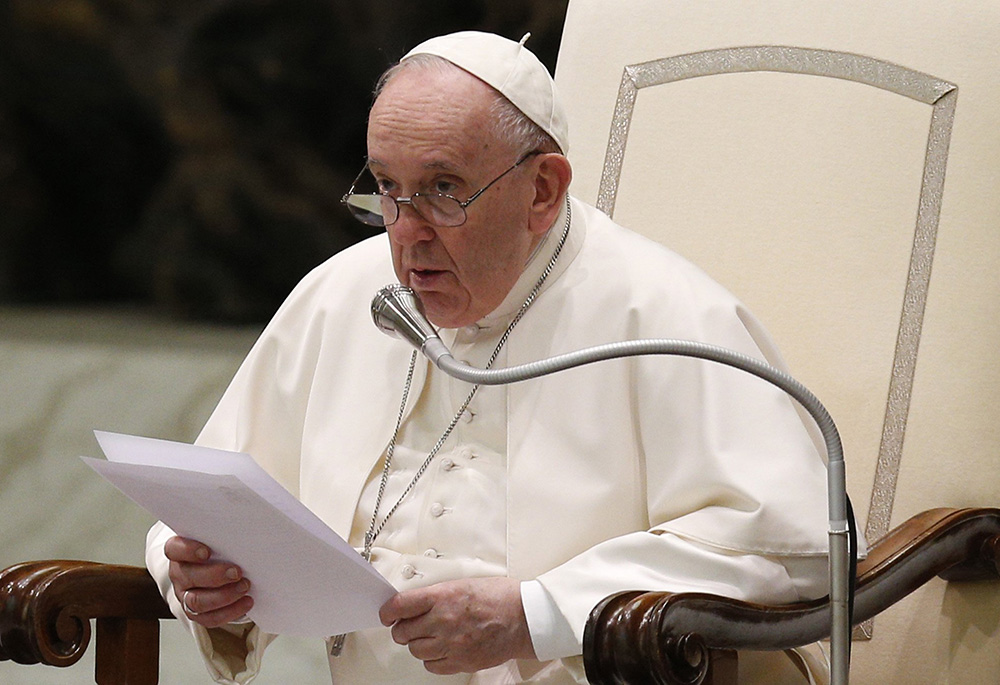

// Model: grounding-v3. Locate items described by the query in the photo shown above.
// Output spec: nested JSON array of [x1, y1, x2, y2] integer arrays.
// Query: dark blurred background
[[0, 0, 570, 323]]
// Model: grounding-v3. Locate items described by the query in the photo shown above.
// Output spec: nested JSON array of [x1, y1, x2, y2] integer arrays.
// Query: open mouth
[[413, 268, 442, 275], [410, 269, 447, 287]]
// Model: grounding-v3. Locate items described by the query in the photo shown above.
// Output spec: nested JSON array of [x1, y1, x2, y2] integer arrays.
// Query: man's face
[[366, 66, 543, 329]]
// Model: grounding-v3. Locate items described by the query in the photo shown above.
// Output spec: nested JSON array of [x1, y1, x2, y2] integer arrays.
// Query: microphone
[[370, 283, 853, 684], [370, 284, 451, 365]]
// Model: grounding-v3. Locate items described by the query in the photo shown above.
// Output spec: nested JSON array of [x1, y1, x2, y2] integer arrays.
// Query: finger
[[389, 616, 428, 646], [186, 593, 255, 629], [164, 536, 212, 563], [405, 635, 446, 662], [165, 536, 244, 592], [182, 579, 254, 627], [379, 589, 434, 626], [423, 656, 461, 676], [168, 556, 244, 593]]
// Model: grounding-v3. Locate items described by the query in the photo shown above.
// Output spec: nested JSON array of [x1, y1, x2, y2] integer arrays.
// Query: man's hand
[[164, 535, 253, 628], [379, 577, 536, 675]]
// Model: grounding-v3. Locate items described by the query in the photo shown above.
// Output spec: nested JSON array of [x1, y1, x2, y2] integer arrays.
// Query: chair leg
[[705, 649, 739, 685], [95, 617, 160, 685]]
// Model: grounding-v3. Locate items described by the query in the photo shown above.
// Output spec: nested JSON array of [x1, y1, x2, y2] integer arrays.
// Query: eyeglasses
[[341, 151, 541, 228]]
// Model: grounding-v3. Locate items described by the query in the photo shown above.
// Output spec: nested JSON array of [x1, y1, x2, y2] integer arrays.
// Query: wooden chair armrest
[[0, 560, 172, 670], [583, 507, 1000, 684]]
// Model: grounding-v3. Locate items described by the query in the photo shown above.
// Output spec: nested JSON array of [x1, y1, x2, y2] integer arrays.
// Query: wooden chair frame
[[1, 507, 996, 684], [583, 507, 1000, 684], [0, 561, 171, 685]]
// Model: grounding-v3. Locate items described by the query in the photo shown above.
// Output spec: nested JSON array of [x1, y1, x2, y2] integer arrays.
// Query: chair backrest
[[554, 1, 1000, 681]]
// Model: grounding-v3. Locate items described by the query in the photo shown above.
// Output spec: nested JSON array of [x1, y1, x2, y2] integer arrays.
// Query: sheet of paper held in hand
[[81, 431, 397, 637]]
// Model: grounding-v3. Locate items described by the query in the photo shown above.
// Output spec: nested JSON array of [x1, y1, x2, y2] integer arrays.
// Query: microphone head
[[371, 284, 439, 350]]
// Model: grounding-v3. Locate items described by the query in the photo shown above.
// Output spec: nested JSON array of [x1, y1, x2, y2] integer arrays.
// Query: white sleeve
[[145, 521, 276, 684], [534, 530, 827, 650], [520, 580, 580, 661]]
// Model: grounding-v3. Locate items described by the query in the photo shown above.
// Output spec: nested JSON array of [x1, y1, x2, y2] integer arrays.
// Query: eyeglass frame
[[341, 150, 543, 228]]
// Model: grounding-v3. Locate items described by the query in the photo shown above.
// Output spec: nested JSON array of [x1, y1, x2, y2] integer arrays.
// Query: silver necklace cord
[[362, 196, 572, 562], [330, 197, 571, 657]]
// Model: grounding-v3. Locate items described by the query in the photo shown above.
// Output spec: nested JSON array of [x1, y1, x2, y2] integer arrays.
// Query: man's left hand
[[379, 576, 536, 674]]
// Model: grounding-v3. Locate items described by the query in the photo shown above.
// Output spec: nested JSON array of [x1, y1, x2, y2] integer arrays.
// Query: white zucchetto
[[402, 31, 570, 154]]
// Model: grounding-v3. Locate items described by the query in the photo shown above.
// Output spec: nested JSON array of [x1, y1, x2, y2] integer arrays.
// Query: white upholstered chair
[[555, 1, 1000, 683], [2, 3, 998, 684]]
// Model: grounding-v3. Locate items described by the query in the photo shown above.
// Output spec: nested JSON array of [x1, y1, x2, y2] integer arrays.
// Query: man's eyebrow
[[364, 158, 463, 173], [423, 160, 461, 172]]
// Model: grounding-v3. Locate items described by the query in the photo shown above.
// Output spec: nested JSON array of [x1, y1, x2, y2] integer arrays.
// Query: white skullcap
[[402, 31, 569, 154]]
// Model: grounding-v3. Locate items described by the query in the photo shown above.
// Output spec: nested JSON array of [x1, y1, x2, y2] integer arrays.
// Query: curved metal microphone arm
[[371, 284, 853, 684]]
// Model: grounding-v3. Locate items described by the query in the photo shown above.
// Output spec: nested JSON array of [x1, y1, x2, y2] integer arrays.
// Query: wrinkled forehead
[[372, 58, 501, 122], [367, 65, 508, 162]]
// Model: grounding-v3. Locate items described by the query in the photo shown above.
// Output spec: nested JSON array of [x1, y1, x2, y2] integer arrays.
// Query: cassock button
[[430, 502, 445, 517], [401, 564, 417, 580], [423, 548, 439, 558], [462, 325, 480, 336], [461, 409, 475, 424], [441, 458, 457, 471]]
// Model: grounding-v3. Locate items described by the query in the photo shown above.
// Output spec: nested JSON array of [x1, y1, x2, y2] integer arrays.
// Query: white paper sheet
[[82, 431, 396, 637]]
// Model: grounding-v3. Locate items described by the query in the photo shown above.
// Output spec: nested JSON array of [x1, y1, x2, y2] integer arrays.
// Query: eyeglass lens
[[344, 193, 466, 228]]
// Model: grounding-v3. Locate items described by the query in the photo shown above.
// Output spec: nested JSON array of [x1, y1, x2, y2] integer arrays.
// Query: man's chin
[[421, 296, 474, 330]]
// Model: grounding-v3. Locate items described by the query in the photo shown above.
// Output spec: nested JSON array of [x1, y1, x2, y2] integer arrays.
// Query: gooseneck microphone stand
[[371, 284, 853, 685]]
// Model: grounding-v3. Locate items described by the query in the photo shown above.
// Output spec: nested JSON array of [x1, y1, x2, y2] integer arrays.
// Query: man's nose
[[389, 201, 436, 245]]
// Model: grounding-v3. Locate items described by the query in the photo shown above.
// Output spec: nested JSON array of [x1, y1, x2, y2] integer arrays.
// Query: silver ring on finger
[[182, 589, 201, 617]]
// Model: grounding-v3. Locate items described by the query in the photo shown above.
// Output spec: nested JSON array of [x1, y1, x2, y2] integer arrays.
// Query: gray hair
[[373, 54, 562, 155]]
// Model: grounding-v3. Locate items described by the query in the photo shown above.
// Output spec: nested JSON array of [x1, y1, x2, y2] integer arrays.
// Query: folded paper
[[82, 431, 397, 637]]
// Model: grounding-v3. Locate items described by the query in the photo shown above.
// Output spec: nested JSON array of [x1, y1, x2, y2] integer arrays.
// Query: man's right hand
[[164, 535, 254, 628]]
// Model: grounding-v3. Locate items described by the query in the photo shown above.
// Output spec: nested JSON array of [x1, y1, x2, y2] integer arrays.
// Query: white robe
[[147, 196, 832, 684]]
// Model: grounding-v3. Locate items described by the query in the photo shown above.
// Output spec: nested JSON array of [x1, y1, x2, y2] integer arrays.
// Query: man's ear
[[528, 154, 573, 235]]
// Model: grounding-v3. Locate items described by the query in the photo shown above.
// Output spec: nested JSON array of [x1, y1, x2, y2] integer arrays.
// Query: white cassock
[[147, 196, 834, 684]]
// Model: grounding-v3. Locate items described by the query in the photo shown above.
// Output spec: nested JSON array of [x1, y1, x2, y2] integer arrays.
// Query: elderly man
[[147, 31, 832, 684]]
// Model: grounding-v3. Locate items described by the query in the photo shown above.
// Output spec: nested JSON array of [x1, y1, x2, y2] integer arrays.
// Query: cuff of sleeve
[[520, 580, 582, 662], [195, 622, 272, 685], [145, 521, 270, 684]]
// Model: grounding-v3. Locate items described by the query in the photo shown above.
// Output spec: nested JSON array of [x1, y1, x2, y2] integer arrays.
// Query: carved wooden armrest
[[0, 560, 173, 683], [583, 507, 1000, 685]]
